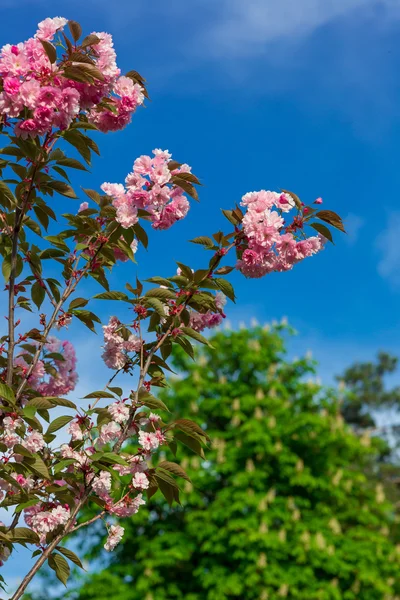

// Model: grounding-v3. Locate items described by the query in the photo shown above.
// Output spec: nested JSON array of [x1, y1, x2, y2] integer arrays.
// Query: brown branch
[[6, 165, 40, 384], [15, 240, 107, 401]]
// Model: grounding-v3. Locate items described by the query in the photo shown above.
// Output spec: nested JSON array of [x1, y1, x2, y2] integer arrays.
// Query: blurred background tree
[[31, 325, 399, 600], [337, 352, 400, 504]]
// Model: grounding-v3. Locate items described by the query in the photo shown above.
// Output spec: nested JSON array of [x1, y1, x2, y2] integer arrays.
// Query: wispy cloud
[[376, 212, 400, 287], [200, 0, 375, 58]]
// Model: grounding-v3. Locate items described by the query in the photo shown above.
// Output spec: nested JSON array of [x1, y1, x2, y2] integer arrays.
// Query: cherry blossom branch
[[69, 490, 132, 534], [6, 162, 41, 384], [9, 495, 86, 600], [15, 240, 107, 401]]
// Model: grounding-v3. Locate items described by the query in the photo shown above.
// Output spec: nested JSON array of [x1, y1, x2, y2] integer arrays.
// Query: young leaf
[[68, 20, 82, 41], [310, 222, 334, 243], [40, 40, 57, 63]]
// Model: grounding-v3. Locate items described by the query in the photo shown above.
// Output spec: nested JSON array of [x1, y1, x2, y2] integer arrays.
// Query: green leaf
[[31, 281, 46, 310], [56, 546, 84, 569], [174, 430, 205, 459], [101, 452, 130, 466], [46, 415, 73, 435], [84, 390, 116, 399], [137, 389, 169, 412], [13, 443, 34, 458], [47, 397, 77, 409], [171, 177, 199, 201], [0, 383, 15, 404], [10, 527, 40, 544], [48, 180, 78, 199], [316, 210, 346, 233], [175, 336, 195, 360], [0, 181, 16, 207], [33, 205, 49, 231], [81, 33, 101, 48], [56, 157, 88, 171], [68, 297, 89, 310], [181, 327, 213, 347], [44, 235, 70, 252], [82, 188, 101, 203], [48, 552, 71, 586], [133, 223, 148, 249], [2, 254, 11, 282], [63, 132, 91, 165], [158, 461, 191, 482], [93, 291, 129, 301], [145, 288, 176, 300], [190, 236, 214, 247], [310, 222, 334, 243], [108, 386, 123, 397], [145, 276, 174, 288], [144, 297, 167, 317], [25, 397, 53, 410], [40, 248, 66, 260], [174, 418, 210, 442], [214, 278, 235, 302], [15, 498, 41, 513], [29, 455, 50, 479]]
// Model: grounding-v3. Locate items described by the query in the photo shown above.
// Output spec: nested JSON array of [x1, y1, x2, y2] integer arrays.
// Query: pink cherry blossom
[[67, 421, 84, 442], [92, 471, 112, 500], [23, 431, 45, 453], [101, 150, 194, 231], [104, 524, 124, 552], [138, 430, 162, 451], [132, 472, 149, 490], [98, 421, 121, 448], [108, 401, 130, 424], [35, 17, 67, 41]]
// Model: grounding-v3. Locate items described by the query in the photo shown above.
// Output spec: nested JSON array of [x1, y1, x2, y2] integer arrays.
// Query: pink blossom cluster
[[0, 17, 144, 138], [102, 316, 141, 369], [88, 74, 144, 133], [0, 413, 45, 457], [104, 524, 124, 552], [237, 191, 325, 278], [101, 149, 192, 230], [189, 291, 227, 332], [24, 502, 70, 544], [14, 335, 77, 396], [0, 468, 33, 503]]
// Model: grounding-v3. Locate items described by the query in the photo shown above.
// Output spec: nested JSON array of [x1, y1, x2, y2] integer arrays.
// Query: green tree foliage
[[57, 327, 400, 599], [338, 352, 400, 430], [338, 352, 400, 502]]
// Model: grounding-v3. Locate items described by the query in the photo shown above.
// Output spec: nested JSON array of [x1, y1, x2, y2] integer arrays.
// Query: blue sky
[[2, 0, 400, 595]]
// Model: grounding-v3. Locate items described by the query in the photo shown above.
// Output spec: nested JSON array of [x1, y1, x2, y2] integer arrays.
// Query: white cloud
[[202, 0, 368, 57], [376, 212, 400, 286]]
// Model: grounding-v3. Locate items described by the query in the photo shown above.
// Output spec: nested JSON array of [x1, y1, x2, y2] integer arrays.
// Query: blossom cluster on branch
[[0, 16, 145, 138], [0, 16, 344, 600]]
